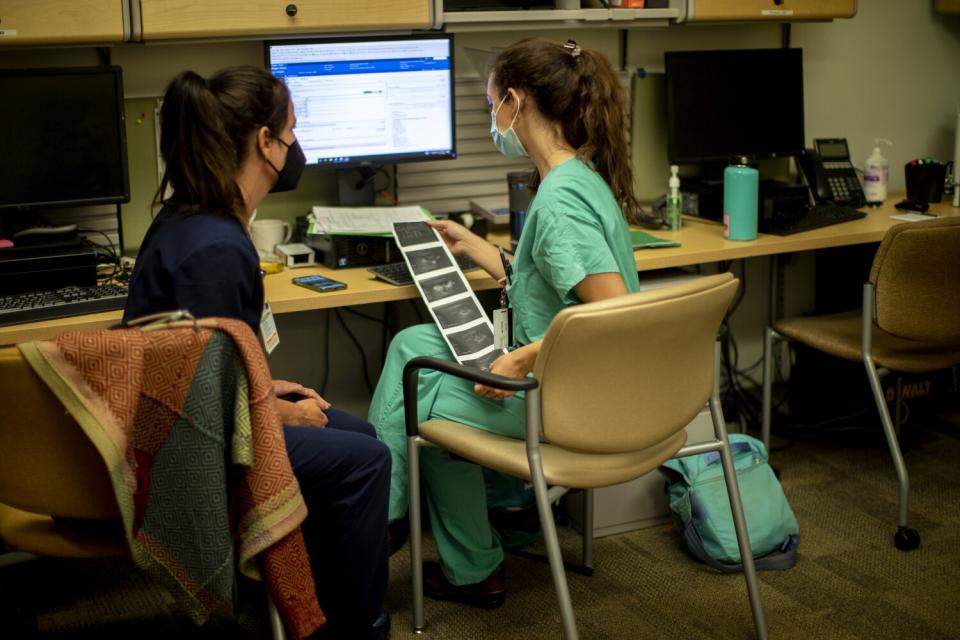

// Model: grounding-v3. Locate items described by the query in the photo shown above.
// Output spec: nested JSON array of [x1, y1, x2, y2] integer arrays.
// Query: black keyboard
[[368, 254, 480, 286], [761, 204, 866, 236], [0, 284, 128, 327]]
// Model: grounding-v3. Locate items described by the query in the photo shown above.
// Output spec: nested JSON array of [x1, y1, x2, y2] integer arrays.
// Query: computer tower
[[0, 240, 97, 295]]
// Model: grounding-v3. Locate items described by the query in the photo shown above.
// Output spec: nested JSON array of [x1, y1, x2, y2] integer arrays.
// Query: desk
[[3, 196, 957, 345]]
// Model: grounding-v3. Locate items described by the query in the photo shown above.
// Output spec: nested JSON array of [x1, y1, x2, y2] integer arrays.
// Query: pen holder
[[904, 161, 945, 203]]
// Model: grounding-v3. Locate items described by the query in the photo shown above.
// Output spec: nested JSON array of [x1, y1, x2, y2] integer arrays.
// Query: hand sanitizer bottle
[[864, 138, 893, 204], [666, 165, 682, 230]]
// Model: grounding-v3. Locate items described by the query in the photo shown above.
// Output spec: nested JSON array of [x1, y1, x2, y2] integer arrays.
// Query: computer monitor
[[265, 33, 456, 204], [664, 48, 805, 167], [0, 66, 130, 214]]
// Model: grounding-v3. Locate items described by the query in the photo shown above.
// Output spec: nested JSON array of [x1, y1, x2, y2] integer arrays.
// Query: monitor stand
[[337, 167, 377, 207]]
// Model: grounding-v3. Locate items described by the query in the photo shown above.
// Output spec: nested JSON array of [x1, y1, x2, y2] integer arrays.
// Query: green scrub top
[[506, 157, 641, 345]]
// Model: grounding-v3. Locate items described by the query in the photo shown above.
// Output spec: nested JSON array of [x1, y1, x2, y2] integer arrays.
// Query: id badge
[[260, 303, 280, 354], [493, 307, 510, 350]]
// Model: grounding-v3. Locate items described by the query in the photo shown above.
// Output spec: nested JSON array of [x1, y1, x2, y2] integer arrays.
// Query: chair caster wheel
[[894, 526, 920, 551]]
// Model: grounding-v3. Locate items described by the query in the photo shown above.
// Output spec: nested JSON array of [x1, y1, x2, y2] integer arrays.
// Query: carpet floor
[[4, 409, 959, 639]]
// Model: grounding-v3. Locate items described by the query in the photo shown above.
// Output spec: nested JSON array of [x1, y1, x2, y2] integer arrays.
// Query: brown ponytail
[[156, 65, 290, 228], [491, 38, 638, 221]]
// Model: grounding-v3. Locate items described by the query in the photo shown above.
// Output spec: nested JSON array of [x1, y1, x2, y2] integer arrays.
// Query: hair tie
[[563, 39, 581, 59]]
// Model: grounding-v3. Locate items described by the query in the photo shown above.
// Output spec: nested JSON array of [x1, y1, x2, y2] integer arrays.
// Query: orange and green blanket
[[19, 317, 324, 639]]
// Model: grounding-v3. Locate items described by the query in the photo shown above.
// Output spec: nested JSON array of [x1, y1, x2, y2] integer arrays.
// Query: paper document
[[308, 206, 431, 237], [890, 213, 936, 222], [392, 221, 504, 371]]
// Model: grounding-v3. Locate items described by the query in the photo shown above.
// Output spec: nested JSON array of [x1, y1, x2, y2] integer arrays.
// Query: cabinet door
[[687, 0, 857, 22], [139, 0, 432, 41], [0, 0, 127, 46]]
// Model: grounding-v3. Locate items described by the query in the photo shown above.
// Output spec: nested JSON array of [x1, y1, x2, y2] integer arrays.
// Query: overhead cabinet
[[685, 0, 856, 22], [136, 0, 433, 41], [0, 0, 129, 46]]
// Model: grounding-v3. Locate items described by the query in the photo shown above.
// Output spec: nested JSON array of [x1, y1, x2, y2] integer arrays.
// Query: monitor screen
[[265, 34, 456, 168], [0, 66, 130, 210], [664, 48, 805, 165]]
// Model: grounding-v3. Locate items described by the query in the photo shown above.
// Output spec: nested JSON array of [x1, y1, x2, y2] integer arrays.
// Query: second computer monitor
[[665, 48, 805, 167], [265, 33, 456, 169]]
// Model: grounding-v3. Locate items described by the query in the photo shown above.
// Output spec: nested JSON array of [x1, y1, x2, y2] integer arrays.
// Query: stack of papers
[[308, 206, 432, 237]]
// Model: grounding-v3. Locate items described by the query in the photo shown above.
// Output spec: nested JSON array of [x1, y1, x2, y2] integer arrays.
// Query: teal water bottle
[[723, 156, 759, 241]]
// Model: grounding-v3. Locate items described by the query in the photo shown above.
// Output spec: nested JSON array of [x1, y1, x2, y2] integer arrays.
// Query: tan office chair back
[[532, 272, 738, 454], [0, 346, 118, 520], [869, 216, 960, 345]]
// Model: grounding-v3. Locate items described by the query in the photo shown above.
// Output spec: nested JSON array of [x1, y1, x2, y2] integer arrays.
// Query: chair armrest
[[402, 356, 539, 437]]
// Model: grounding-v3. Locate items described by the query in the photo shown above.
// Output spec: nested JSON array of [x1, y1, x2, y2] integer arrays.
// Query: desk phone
[[800, 138, 866, 207]]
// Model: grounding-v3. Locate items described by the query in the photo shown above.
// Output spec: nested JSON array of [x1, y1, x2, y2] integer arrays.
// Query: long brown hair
[[155, 65, 290, 227], [490, 38, 638, 221]]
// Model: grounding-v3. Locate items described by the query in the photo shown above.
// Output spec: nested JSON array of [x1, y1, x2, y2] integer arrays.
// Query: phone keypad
[[823, 161, 860, 203]]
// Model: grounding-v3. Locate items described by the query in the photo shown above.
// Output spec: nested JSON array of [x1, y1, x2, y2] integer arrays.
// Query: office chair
[[0, 335, 289, 638], [404, 273, 768, 640], [761, 216, 960, 551]]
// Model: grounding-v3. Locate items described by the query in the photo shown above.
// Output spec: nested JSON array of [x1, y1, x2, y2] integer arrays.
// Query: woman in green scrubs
[[368, 37, 642, 604]]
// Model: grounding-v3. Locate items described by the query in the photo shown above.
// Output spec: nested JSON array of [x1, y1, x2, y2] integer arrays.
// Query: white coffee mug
[[250, 219, 291, 255]]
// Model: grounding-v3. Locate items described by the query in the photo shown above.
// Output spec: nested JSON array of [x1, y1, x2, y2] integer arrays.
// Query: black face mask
[[267, 137, 306, 193]]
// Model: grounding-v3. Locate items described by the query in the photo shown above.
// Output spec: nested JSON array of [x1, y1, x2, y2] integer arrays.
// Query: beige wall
[[796, 2, 960, 190]]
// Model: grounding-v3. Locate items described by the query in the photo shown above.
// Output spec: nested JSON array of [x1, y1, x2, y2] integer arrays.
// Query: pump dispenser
[[864, 138, 893, 204], [666, 165, 682, 230]]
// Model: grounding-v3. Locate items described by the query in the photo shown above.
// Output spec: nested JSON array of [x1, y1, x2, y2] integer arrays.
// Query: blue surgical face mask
[[490, 94, 528, 158]]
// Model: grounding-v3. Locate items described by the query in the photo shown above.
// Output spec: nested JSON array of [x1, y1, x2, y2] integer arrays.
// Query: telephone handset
[[798, 138, 866, 207]]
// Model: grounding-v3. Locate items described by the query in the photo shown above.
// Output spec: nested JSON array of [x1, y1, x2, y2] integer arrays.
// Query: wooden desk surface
[[631, 199, 959, 271], [3, 196, 957, 345]]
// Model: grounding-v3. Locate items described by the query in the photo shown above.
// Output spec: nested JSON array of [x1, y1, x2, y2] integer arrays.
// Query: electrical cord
[[717, 259, 769, 432], [333, 308, 375, 394], [341, 306, 393, 377], [79, 229, 120, 284]]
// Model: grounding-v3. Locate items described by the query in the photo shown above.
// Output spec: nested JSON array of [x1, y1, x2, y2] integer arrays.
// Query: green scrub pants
[[368, 324, 526, 585]]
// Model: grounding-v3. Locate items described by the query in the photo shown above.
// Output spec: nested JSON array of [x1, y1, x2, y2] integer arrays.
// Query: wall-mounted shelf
[[438, 7, 680, 31]]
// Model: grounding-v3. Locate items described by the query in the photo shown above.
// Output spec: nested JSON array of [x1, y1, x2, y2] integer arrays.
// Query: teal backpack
[[660, 434, 799, 573]]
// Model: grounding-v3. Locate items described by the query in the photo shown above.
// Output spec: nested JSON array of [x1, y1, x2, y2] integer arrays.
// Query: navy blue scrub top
[[123, 206, 263, 334]]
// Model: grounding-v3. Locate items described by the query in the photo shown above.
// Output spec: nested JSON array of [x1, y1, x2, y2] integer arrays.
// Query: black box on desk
[[305, 233, 401, 269], [681, 179, 724, 221], [758, 183, 810, 233], [0, 240, 97, 295]]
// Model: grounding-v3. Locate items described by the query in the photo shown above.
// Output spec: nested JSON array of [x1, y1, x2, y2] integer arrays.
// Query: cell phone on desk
[[292, 274, 347, 293], [894, 200, 931, 214]]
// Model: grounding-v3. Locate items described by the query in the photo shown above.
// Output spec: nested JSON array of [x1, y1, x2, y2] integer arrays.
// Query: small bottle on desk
[[665, 164, 682, 231]]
